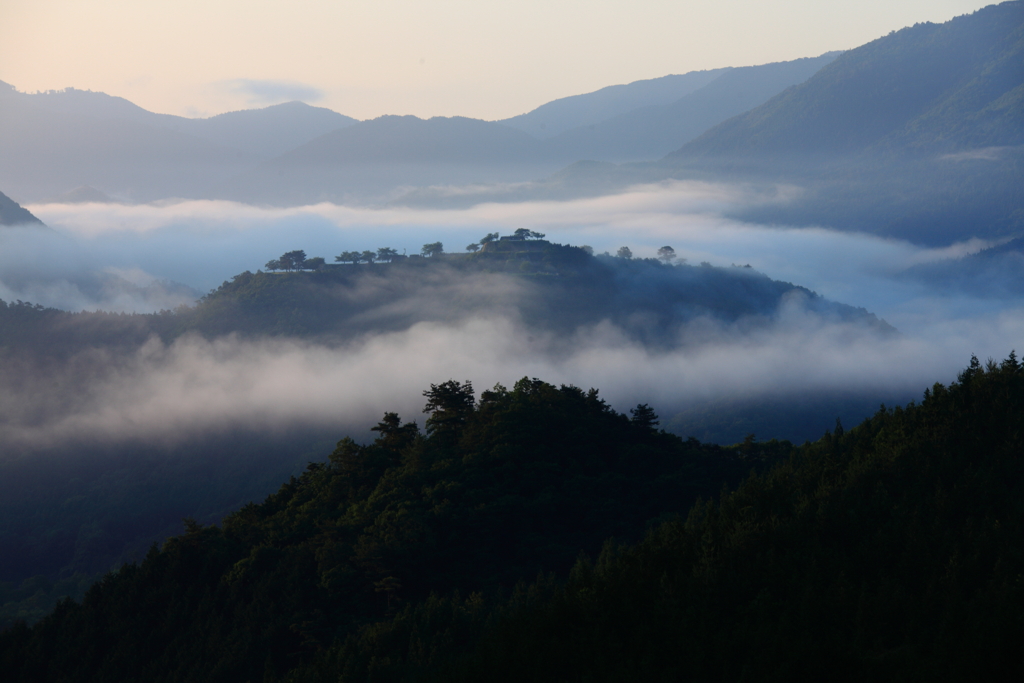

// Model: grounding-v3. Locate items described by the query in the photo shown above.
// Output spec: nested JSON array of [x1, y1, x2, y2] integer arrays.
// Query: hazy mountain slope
[[0, 191, 44, 226], [547, 53, 840, 162], [0, 82, 357, 201], [0, 93, 259, 203], [672, 2, 1024, 159], [166, 101, 357, 157], [606, 2, 1024, 246], [0, 82, 357, 157], [215, 115, 565, 204], [275, 115, 549, 164], [498, 69, 727, 138]]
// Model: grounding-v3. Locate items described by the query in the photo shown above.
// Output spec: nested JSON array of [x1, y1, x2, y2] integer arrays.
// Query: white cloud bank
[[0, 180, 1018, 449]]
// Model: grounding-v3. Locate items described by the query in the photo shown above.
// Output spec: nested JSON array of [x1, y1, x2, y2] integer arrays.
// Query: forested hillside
[[0, 243, 890, 353], [2, 355, 1021, 681], [0, 378, 771, 680]]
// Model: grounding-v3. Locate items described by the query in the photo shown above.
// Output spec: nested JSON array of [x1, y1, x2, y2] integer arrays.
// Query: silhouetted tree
[[513, 228, 545, 240], [361, 250, 377, 264], [376, 247, 399, 262], [335, 251, 360, 264], [657, 246, 676, 263], [421, 242, 444, 258], [616, 246, 632, 259], [630, 403, 659, 429], [466, 243, 480, 253], [422, 379, 475, 437], [305, 257, 326, 271], [280, 250, 306, 271], [480, 232, 499, 244]]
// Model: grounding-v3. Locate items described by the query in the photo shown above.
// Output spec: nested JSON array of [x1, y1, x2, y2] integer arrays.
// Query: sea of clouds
[[1, 180, 1020, 448]]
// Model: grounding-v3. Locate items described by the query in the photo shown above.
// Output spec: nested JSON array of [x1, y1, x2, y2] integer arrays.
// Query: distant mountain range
[[0, 83, 356, 203], [1, 1, 1021, 247], [0, 51, 837, 204]]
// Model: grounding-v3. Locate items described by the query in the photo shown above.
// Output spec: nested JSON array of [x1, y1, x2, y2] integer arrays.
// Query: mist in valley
[[3, 181, 1020, 450]]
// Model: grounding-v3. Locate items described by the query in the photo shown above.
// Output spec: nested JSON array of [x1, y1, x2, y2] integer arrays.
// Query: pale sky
[[0, 0, 994, 121]]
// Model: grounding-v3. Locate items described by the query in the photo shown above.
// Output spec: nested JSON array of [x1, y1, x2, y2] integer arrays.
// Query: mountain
[[0, 86, 261, 203], [619, 1, 1024, 246], [545, 53, 840, 163], [2, 355, 1020, 681], [498, 68, 727, 138], [214, 115, 567, 204], [0, 81, 356, 202], [335, 355, 1023, 683], [0, 191, 44, 226], [163, 101, 357, 158], [673, 2, 1024, 160]]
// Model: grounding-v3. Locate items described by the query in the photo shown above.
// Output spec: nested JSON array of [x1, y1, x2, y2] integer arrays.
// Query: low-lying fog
[[2, 180, 1021, 447]]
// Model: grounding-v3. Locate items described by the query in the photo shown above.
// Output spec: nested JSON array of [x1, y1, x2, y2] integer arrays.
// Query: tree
[[465, 243, 480, 253], [279, 250, 306, 271], [264, 259, 282, 271], [376, 247, 399, 262], [630, 403, 659, 429], [422, 379, 475, 436], [580, 245, 594, 256], [335, 251, 361, 264], [616, 246, 632, 259], [657, 246, 676, 263], [512, 228, 546, 241], [479, 232, 499, 244], [421, 242, 444, 258], [361, 250, 377, 264], [305, 256, 326, 271]]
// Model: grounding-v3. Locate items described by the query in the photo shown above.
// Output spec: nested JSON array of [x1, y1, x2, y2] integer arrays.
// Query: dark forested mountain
[[0, 81, 356, 202], [0, 375, 778, 681], [545, 54, 840, 163], [0, 191, 44, 226], [2, 355, 1020, 682], [498, 68, 728, 138]]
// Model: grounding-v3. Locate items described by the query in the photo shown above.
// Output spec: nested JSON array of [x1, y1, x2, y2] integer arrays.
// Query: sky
[[0, 0, 993, 121]]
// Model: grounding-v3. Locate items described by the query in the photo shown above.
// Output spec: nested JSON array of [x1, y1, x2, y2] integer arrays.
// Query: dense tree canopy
[[0, 376, 764, 682]]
